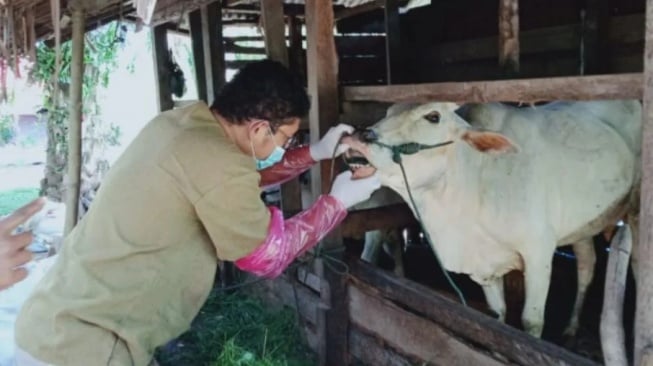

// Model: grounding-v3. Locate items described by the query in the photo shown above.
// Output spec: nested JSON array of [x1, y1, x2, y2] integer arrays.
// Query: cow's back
[[462, 100, 641, 244]]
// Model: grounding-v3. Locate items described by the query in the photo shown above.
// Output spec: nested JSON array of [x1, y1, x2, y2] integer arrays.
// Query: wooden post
[[63, 4, 85, 235], [151, 23, 174, 112], [600, 225, 631, 366], [188, 2, 226, 105], [261, 0, 289, 66], [384, 0, 403, 83], [637, 2, 653, 365], [306, 1, 347, 365], [189, 9, 208, 103], [498, 0, 519, 75], [202, 1, 226, 104], [261, 3, 303, 216]]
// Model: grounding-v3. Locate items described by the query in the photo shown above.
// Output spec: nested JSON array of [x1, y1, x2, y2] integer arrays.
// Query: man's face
[[249, 118, 300, 159]]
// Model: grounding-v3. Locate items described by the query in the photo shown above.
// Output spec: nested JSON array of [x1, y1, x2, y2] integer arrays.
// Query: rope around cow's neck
[[366, 138, 468, 307]]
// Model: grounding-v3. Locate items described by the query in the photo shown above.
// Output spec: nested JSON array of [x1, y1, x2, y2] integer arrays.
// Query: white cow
[[342, 100, 641, 338]]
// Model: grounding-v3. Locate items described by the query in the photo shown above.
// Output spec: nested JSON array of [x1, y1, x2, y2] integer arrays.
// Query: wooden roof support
[[342, 73, 643, 104], [636, 1, 653, 365], [261, 0, 302, 216], [305, 1, 347, 366], [189, 1, 226, 105], [498, 0, 519, 75], [63, 2, 85, 235], [261, 0, 289, 66]]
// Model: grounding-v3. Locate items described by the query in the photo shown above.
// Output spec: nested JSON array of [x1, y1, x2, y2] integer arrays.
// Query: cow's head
[[341, 102, 518, 187]]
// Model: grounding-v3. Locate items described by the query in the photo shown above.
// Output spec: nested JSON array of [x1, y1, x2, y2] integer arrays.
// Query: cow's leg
[[482, 277, 506, 322], [361, 230, 384, 265], [385, 229, 405, 277], [564, 238, 596, 337], [522, 246, 556, 338]]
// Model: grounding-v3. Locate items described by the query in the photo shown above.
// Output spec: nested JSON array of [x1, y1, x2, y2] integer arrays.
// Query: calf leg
[[361, 230, 384, 265], [564, 238, 596, 337], [522, 247, 556, 338], [482, 277, 506, 322], [385, 229, 405, 277]]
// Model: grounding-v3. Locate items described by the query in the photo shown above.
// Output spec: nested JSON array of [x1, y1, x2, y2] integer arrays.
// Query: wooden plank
[[201, 1, 226, 104], [261, 0, 289, 66], [384, 0, 402, 84], [305, 2, 346, 365], [334, 0, 383, 21], [341, 203, 418, 238], [63, 5, 85, 235], [349, 284, 506, 366], [349, 327, 415, 366], [288, 15, 305, 81], [636, 1, 653, 365], [349, 260, 599, 366], [188, 9, 207, 103], [422, 14, 642, 66], [498, 0, 520, 75], [261, 1, 302, 217], [342, 73, 644, 104], [151, 23, 174, 112]]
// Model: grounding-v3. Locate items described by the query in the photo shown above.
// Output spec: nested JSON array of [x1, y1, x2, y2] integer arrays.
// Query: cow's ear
[[461, 130, 519, 154]]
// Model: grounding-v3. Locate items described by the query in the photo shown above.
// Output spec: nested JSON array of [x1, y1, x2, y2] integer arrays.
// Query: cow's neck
[[382, 143, 487, 272]]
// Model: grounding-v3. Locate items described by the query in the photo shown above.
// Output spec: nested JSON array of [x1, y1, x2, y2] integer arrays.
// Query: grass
[[0, 187, 40, 216], [155, 290, 316, 366]]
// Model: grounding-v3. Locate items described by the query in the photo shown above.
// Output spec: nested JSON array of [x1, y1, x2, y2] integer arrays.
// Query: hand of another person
[[309, 124, 355, 161], [329, 170, 381, 209], [0, 197, 46, 290]]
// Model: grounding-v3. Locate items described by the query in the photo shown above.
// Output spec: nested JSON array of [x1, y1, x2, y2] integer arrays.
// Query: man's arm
[[258, 146, 315, 189]]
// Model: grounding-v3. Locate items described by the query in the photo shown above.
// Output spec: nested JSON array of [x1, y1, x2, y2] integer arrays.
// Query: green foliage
[[156, 291, 316, 366], [0, 188, 40, 216], [0, 114, 15, 145]]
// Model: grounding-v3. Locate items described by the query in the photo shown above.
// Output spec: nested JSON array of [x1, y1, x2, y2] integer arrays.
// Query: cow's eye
[[424, 111, 441, 124]]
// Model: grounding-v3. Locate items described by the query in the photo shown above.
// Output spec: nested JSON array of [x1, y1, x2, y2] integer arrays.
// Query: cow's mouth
[[343, 148, 377, 179]]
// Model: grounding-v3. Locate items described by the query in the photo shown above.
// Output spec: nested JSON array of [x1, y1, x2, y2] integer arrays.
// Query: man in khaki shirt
[[14, 60, 380, 365]]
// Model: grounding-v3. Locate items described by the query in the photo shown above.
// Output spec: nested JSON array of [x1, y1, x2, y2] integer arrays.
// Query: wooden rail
[[342, 73, 643, 104]]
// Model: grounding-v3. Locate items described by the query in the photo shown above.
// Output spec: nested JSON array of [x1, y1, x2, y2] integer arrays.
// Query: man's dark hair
[[211, 59, 310, 130]]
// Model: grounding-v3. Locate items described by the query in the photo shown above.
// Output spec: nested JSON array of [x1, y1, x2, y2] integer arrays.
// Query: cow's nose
[[360, 129, 378, 143]]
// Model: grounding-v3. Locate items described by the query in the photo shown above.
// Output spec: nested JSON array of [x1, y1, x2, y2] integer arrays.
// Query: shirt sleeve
[[193, 167, 270, 261]]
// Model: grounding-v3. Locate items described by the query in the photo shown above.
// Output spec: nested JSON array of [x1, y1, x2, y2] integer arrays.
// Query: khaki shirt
[[15, 102, 270, 365]]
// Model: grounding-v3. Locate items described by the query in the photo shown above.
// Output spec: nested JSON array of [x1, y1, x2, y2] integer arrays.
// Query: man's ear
[[461, 129, 519, 154]]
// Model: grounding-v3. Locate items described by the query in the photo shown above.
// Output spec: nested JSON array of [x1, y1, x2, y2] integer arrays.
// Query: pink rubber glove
[[258, 145, 315, 189]]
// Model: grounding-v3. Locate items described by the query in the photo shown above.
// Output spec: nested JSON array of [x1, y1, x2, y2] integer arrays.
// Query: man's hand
[[309, 124, 355, 161], [0, 197, 46, 290]]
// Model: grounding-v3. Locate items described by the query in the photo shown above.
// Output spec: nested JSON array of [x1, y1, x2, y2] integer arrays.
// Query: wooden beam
[[202, 1, 226, 104], [349, 260, 599, 366], [305, 2, 345, 365], [349, 284, 506, 365], [342, 73, 643, 104], [636, 1, 653, 364], [151, 24, 174, 112], [335, 0, 384, 21], [261, 1, 302, 217], [341, 203, 417, 238], [384, 0, 403, 84], [261, 0, 289, 66], [63, 5, 85, 235], [188, 9, 208, 103], [498, 0, 520, 75], [600, 225, 631, 366]]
